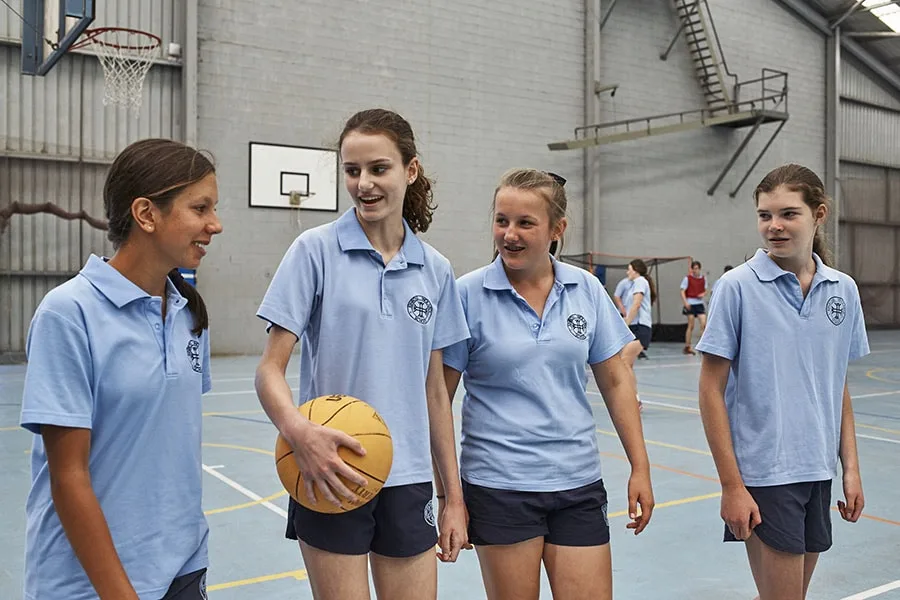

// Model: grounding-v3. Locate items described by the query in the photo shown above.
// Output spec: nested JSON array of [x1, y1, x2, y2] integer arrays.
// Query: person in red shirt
[[680, 260, 707, 355]]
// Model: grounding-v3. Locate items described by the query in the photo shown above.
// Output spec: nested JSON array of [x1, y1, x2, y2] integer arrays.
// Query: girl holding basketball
[[255, 109, 470, 600], [441, 169, 654, 600], [19, 139, 222, 599], [697, 164, 868, 600]]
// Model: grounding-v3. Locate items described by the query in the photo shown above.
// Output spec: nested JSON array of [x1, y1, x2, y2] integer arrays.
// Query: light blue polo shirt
[[627, 276, 653, 326], [696, 249, 869, 487], [443, 256, 635, 492], [20, 255, 211, 600], [613, 276, 631, 304], [257, 208, 469, 487]]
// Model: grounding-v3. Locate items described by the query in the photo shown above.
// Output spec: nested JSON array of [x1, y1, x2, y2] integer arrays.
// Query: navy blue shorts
[[629, 324, 652, 350], [463, 479, 610, 547], [682, 303, 706, 317], [724, 480, 832, 555], [161, 568, 207, 600], [286, 482, 437, 557]]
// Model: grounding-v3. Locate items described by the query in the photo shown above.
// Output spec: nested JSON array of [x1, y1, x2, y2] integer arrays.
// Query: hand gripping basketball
[[275, 395, 393, 514]]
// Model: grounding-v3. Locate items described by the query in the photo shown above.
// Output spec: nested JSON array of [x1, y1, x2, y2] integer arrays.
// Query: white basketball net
[[77, 29, 160, 114]]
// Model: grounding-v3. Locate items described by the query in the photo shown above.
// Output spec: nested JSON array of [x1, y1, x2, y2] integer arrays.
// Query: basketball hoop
[[72, 27, 161, 114]]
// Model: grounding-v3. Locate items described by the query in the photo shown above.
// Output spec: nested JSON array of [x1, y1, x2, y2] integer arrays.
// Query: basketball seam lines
[[318, 400, 363, 427]]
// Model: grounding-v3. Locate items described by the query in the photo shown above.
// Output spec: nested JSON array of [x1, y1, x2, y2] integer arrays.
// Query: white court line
[[857, 433, 900, 445], [201, 464, 288, 518], [203, 387, 298, 397], [587, 391, 900, 445], [854, 390, 900, 399], [840, 580, 900, 600]]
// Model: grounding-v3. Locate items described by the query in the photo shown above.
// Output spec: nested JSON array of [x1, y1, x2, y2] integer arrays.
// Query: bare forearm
[[839, 386, 860, 472], [255, 363, 303, 436], [698, 388, 743, 488], [427, 395, 463, 501], [606, 383, 649, 470], [52, 475, 138, 600]]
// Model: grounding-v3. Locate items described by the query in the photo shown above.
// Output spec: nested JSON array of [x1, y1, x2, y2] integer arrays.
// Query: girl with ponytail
[[20, 138, 223, 599], [696, 164, 869, 598], [256, 108, 470, 599]]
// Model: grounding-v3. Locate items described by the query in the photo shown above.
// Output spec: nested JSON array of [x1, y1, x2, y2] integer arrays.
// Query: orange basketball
[[274, 394, 393, 514]]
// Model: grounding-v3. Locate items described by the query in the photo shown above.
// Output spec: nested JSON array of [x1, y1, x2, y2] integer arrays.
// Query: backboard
[[249, 142, 339, 212], [21, 0, 95, 75]]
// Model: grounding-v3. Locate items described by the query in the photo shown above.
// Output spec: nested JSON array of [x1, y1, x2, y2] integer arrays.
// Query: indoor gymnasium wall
[[590, 0, 827, 294], [196, 0, 587, 353]]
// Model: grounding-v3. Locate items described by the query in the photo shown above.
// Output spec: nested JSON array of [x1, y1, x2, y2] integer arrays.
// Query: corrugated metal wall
[[839, 63, 900, 327], [0, 1, 185, 355]]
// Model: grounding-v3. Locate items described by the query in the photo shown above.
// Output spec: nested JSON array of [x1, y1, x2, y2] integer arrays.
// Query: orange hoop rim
[[70, 27, 161, 52]]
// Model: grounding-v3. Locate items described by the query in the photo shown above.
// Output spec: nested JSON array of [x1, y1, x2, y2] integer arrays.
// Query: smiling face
[[756, 184, 826, 264], [151, 173, 222, 270], [492, 186, 566, 274], [340, 131, 418, 229]]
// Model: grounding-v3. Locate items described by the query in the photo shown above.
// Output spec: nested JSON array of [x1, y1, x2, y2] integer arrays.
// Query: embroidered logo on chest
[[826, 296, 846, 326], [567, 314, 588, 339], [407, 295, 434, 324], [186, 340, 202, 373]]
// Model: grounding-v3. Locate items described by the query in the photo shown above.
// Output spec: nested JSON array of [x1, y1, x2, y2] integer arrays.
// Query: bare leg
[[370, 549, 436, 600], [474, 537, 544, 600], [543, 543, 612, 600], [300, 541, 371, 600], [745, 534, 805, 600]]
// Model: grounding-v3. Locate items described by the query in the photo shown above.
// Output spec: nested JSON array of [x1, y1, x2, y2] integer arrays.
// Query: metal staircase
[[664, 0, 739, 113], [550, 0, 790, 198]]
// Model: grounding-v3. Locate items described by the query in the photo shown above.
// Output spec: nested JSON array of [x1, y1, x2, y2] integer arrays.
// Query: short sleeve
[[848, 285, 870, 361], [20, 309, 94, 434], [588, 281, 636, 365], [695, 278, 741, 360], [632, 278, 650, 298], [680, 276, 688, 290], [256, 234, 322, 339], [432, 264, 470, 351]]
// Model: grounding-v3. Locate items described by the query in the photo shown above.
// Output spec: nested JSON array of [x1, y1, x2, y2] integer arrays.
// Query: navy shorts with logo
[[161, 568, 207, 600], [463, 478, 610, 547], [286, 482, 437, 557], [724, 480, 832, 555]]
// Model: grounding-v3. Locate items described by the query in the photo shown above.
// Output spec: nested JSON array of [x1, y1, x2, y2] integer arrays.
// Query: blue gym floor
[[2, 332, 899, 599]]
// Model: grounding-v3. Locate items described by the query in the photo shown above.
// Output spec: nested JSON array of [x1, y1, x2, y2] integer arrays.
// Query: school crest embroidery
[[407, 295, 434, 324], [424, 498, 436, 526], [186, 340, 202, 373], [826, 296, 846, 326], [567, 314, 588, 339]]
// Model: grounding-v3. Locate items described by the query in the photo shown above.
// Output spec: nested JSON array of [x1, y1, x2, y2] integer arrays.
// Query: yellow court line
[[208, 569, 308, 592], [204, 490, 287, 516], [866, 368, 900, 385], [1, 426, 21, 431], [856, 422, 900, 436], [599, 451, 719, 483], [202, 442, 274, 457], [596, 428, 713, 456], [607, 491, 721, 518]]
